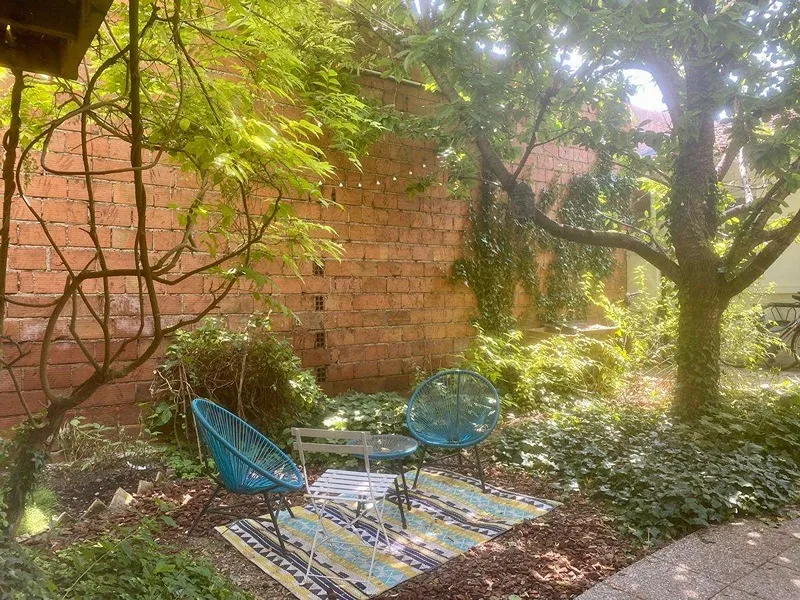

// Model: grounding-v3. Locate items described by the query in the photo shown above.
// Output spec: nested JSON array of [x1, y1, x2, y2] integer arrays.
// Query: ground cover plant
[[490, 388, 800, 543], [322, 391, 409, 435], [465, 283, 800, 543], [5, 521, 251, 600]]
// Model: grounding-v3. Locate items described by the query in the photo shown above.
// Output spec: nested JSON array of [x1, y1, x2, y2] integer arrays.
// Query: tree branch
[[726, 207, 800, 297], [725, 156, 800, 267]]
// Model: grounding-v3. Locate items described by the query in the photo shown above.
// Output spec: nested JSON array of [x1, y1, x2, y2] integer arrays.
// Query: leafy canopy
[[352, 0, 800, 283], [7, 0, 383, 290]]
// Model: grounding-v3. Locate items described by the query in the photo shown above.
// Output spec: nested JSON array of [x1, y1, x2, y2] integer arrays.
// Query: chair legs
[[264, 492, 288, 555], [393, 478, 408, 528], [187, 482, 223, 535], [413, 445, 489, 493], [412, 445, 427, 489], [473, 445, 486, 493], [303, 495, 391, 587], [280, 494, 295, 518], [187, 484, 296, 554]]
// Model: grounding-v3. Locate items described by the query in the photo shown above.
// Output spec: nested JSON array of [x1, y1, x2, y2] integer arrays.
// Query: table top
[[354, 433, 419, 460]]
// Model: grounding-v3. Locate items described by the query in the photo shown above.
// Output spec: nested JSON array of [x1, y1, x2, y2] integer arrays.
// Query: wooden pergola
[[0, 0, 112, 78]]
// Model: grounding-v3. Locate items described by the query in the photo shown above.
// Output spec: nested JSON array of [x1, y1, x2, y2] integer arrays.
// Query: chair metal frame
[[406, 370, 500, 493], [292, 427, 402, 587], [188, 399, 303, 555]]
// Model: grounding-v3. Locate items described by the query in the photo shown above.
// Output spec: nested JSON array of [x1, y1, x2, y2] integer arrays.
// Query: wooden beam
[[0, 0, 112, 79]]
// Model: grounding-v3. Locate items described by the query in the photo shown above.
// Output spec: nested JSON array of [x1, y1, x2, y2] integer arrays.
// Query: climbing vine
[[455, 159, 638, 329], [453, 177, 540, 333], [538, 164, 638, 323]]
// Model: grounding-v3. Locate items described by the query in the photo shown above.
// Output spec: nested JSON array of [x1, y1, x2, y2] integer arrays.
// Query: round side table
[[354, 434, 418, 528]]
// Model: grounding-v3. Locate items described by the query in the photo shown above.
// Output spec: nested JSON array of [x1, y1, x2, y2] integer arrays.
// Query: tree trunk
[[673, 283, 728, 418], [2, 407, 65, 535]]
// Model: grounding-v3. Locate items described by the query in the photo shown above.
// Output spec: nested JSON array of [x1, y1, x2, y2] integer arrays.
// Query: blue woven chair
[[407, 370, 500, 492], [188, 398, 303, 553]]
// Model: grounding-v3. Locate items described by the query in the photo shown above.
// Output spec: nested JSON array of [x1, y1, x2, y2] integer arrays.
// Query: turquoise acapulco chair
[[189, 398, 303, 554], [407, 370, 500, 492]]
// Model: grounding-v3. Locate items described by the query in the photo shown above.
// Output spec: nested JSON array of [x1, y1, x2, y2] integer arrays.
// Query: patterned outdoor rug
[[217, 469, 557, 599]]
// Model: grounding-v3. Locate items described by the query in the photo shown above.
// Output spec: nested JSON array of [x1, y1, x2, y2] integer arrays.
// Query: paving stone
[[695, 521, 797, 564], [575, 583, 639, 599], [710, 588, 763, 600], [605, 557, 727, 600], [653, 532, 761, 584], [770, 543, 800, 573], [108, 487, 134, 511], [730, 562, 800, 600], [775, 519, 800, 540]]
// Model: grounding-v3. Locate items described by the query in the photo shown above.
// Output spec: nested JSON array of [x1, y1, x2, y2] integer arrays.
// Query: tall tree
[[0, 0, 377, 532], [352, 0, 800, 416]]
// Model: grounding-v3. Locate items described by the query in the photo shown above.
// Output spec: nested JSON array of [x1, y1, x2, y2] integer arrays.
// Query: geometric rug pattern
[[217, 469, 557, 599]]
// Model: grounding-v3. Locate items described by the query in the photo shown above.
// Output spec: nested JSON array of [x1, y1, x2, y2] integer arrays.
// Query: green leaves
[[491, 386, 800, 542], [153, 316, 323, 447], [38, 521, 252, 599], [462, 330, 627, 413], [322, 392, 409, 435]]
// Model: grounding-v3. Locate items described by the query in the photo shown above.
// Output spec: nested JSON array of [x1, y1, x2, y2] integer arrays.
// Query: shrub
[[462, 329, 626, 412], [150, 317, 324, 445], [491, 385, 800, 542], [587, 272, 780, 371], [40, 522, 251, 599], [322, 391, 408, 435], [55, 417, 125, 469], [0, 539, 51, 600]]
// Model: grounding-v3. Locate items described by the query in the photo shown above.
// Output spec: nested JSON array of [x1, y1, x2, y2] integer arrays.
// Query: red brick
[[0, 77, 608, 431], [9, 247, 48, 270]]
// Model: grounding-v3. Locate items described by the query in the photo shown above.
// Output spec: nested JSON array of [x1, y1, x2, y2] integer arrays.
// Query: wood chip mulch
[[32, 462, 642, 600]]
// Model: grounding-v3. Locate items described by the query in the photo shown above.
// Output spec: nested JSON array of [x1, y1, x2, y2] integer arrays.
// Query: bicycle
[[760, 293, 800, 369]]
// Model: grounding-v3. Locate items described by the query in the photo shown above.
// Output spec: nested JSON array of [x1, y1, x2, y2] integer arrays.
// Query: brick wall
[[0, 75, 603, 429]]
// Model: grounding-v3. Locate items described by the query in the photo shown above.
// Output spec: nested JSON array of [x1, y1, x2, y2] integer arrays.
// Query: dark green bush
[[322, 391, 408, 435], [41, 522, 250, 599], [491, 387, 800, 542], [462, 330, 626, 412], [0, 539, 51, 600], [150, 317, 323, 445]]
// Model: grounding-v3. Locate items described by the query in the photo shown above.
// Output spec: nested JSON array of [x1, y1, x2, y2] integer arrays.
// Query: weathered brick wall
[[0, 76, 602, 429]]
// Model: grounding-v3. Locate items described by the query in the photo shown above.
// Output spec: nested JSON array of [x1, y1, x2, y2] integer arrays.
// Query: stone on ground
[[83, 498, 107, 518], [108, 487, 134, 511]]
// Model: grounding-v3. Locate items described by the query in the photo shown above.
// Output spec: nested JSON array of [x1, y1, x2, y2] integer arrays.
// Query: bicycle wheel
[[789, 326, 800, 370], [763, 302, 799, 328]]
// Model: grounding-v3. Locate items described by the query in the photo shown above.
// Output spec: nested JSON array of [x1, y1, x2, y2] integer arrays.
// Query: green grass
[[17, 487, 59, 536]]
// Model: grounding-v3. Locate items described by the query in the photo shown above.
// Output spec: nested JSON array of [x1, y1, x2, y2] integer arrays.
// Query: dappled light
[[1, 0, 800, 599]]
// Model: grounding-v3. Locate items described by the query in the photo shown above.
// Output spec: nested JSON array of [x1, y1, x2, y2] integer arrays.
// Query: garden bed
[[27, 457, 640, 600]]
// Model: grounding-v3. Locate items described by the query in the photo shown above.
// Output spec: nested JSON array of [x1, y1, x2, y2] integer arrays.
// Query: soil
[[32, 460, 641, 600], [42, 457, 161, 517]]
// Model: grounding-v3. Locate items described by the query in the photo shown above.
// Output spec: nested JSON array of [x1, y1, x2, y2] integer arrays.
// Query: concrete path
[[577, 519, 800, 600]]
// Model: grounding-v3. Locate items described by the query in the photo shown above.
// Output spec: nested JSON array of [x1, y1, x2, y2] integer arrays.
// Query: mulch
[[42, 458, 161, 517], [31, 460, 642, 600]]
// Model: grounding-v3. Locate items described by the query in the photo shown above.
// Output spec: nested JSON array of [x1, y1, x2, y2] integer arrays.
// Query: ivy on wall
[[454, 158, 638, 330], [453, 178, 540, 333], [538, 165, 638, 323]]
